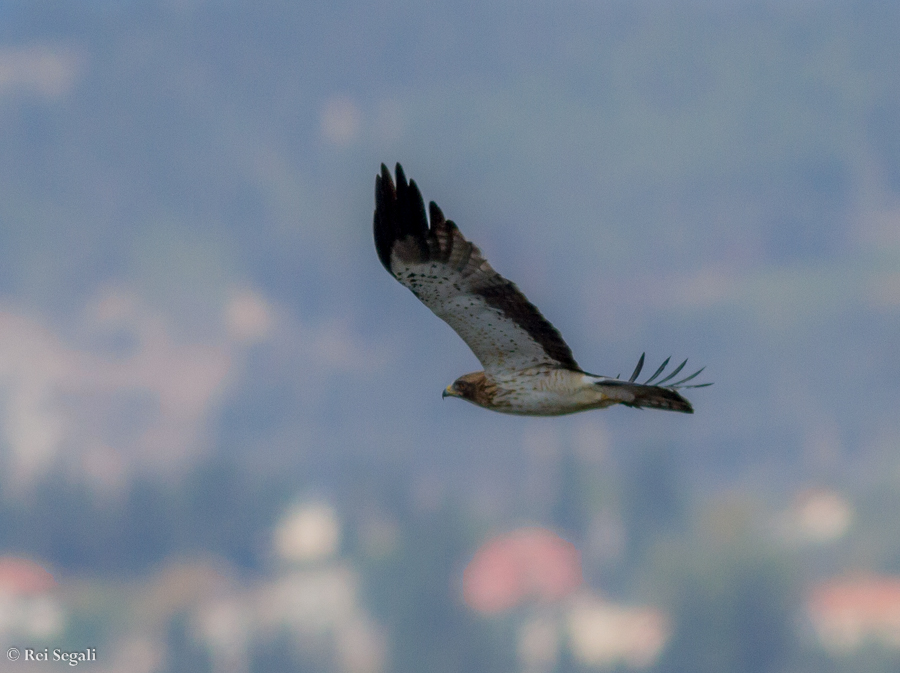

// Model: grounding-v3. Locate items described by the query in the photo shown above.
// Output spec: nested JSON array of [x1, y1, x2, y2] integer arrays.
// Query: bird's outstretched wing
[[374, 163, 580, 375]]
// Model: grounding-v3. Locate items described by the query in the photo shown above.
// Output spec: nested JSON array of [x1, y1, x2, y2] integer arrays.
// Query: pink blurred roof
[[809, 575, 900, 621], [0, 556, 57, 595], [463, 528, 582, 614]]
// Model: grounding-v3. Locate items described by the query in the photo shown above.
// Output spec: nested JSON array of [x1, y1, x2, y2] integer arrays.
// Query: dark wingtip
[[374, 163, 399, 271], [374, 163, 430, 273], [378, 163, 393, 195], [429, 201, 445, 226]]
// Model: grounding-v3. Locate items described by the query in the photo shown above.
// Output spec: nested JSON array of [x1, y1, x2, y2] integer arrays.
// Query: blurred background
[[0, 0, 898, 671]]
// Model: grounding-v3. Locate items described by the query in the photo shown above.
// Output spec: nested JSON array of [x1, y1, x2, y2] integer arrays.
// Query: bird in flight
[[374, 163, 710, 416]]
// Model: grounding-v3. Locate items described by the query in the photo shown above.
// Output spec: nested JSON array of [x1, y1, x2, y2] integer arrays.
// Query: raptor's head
[[443, 372, 488, 406]]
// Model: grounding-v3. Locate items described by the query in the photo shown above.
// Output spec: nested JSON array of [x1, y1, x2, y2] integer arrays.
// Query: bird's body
[[373, 163, 709, 416], [447, 368, 606, 416], [446, 367, 696, 416], [448, 368, 673, 416]]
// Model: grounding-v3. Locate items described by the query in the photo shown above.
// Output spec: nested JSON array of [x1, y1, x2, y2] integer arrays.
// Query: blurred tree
[[653, 506, 798, 673], [176, 457, 295, 569], [249, 631, 319, 673], [868, 97, 900, 194], [551, 447, 592, 544], [0, 456, 297, 574], [619, 442, 688, 563], [360, 499, 515, 673], [163, 613, 212, 673]]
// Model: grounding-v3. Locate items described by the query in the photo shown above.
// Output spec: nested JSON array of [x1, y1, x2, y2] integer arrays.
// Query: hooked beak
[[443, 385, 456, 399]]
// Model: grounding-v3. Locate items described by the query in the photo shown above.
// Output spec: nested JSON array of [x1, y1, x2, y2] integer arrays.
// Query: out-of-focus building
[[517, 613, 561, 673], [274, 502, 341, 563], [775, 488, 853, 545], [566, 594, 669, 670], [464, 527, 580, 673], [0, 287, 277, 494], [100, 560, 233, 673], [463, 527, 582, 615], [189, 501, 385, 673], [807, 575, 900, 653], [513, 594, 670, 672], [462, 528, 667, 671], [16, 501, 384, 673], [0, 556, 64, 641]]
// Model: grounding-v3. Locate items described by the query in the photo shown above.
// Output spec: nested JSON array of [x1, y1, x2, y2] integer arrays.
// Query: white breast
[[488, 369, 613, 416]]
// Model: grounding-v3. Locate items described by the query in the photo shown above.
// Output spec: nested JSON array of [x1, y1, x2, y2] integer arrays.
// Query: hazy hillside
[[0, 1, 899, 671]]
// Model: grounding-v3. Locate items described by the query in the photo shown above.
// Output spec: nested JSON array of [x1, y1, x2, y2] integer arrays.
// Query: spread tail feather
[[597, 353, 714, 413], [605, 381, 694, 413]]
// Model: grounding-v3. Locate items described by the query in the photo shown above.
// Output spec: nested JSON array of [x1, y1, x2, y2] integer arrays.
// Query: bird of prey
[[373, 163, 710, 416]]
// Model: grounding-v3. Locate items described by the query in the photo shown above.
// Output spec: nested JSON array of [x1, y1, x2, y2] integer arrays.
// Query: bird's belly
[[489, 370, 613, 416]]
